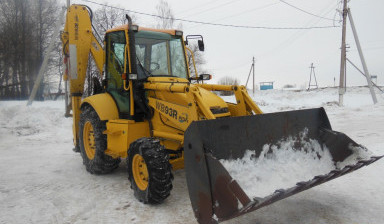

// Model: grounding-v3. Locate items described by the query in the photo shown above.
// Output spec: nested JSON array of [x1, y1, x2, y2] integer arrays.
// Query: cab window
[[135, 31, 188, 79], [105, 31, 126, 91], [105, 31, 130, 115]]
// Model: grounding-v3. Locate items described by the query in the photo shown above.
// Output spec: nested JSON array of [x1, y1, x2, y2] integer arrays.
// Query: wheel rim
[[83, 121, 96, 160], [132, 154, 149, 191]]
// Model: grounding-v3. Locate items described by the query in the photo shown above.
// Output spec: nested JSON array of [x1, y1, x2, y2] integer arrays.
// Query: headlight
[[129, 73, 138, 80], [130, 25, 139, 32], [175, 30, 183, 37]]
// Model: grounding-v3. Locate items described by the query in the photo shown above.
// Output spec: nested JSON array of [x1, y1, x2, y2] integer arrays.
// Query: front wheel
[[78, 106, 120, 174], [127, 137, 173, 204]]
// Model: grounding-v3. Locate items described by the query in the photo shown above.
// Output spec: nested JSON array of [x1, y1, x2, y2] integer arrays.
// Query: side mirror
[[185, 35, 205, 51], [198, 40, 204, 51], [199, 74, 211, 80], [188, 74, 212, 82]]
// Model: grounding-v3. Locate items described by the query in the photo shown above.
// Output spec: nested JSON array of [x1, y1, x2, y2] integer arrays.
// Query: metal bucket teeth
[[184, 108, 383, 223]]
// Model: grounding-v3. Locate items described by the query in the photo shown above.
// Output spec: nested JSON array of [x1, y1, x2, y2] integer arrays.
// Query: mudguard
[[81, 93, 119, 121]]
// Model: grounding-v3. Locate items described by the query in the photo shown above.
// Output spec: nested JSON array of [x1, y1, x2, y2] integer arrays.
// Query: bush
[[218, 76, 240, 96]]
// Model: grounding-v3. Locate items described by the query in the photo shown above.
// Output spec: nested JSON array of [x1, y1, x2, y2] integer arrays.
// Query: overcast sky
[[72, 0, 384, 89]]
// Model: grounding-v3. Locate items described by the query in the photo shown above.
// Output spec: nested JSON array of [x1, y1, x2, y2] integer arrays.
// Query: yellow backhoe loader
[[61, 5, 382, 223]]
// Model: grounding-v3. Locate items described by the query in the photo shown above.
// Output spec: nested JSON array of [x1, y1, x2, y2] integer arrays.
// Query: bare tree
[[186, 43, 206, 77], [0, 0, 60, 100], [33, 0, 62, 99], [154, 0, 206, 76], [92, 5, 128, 38], [155, 0, 176, 29], [218, 76, 239, 95], [218, 76, 239, 85]]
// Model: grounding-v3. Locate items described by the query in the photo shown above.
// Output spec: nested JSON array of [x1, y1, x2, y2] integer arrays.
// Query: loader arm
[[195, 84, 263, 115], [144, 81, 261, 134], [144, 80, 262, 154], [61, 4, 104, 148]]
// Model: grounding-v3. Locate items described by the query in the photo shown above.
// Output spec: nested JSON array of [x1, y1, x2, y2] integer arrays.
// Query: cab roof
[[106, 25, 179, 36]]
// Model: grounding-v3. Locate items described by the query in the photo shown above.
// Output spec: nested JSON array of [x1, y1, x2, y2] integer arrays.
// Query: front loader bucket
[[184, 108, 382, 223]]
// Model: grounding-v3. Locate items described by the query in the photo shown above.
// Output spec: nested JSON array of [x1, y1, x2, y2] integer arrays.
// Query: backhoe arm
[[62, 4, 104, 93], [61, 4, 104, 149]]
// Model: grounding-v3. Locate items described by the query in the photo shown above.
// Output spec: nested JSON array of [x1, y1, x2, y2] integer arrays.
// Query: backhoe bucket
[[184, 108, 382, 223]]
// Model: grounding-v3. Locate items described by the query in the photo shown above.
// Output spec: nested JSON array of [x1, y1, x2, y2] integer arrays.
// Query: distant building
[[260, 82, 274, 90]]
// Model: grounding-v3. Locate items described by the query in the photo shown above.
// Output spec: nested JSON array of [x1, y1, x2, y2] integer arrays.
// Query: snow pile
[[336, 144, 373, 169], [220, 129, 336, 198], [0, 102, 71, 143]]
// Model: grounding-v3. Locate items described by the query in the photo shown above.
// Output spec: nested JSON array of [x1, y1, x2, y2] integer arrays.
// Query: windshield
[[135, 30, 188, 79]]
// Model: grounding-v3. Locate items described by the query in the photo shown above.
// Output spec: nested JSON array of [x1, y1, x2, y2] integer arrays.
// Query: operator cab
[[104, 26, 189, 119]]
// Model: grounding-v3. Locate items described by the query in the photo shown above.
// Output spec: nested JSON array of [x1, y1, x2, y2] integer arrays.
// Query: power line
[[350, 46, 384, 51], [187, 1, 281, 30], [175, 0, 222, 16], [279, 0, 337, 21], [257, 0, 340, 58], [78, 0, 339, 30], [181, 0, 241, 19]]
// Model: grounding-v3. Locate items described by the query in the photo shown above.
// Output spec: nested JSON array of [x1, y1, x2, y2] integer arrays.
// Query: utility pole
[[348, 9, 377, 104], [347, 58, 384, 93], [338, 0, 348, 106], [307, 63, 318, 90], [65, 0, 71, 117], [245, 57, 256, 94], [338, 1, 377, 105], [27, 7, 66, 106], [252, 56, 255, 94]]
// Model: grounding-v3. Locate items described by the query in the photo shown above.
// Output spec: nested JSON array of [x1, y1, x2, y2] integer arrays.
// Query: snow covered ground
[[0, 86, 383, 224]]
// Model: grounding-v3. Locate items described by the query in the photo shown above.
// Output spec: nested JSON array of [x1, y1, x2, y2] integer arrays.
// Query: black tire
[[79, 106, 120, 174], [127, 137, 173, 204]]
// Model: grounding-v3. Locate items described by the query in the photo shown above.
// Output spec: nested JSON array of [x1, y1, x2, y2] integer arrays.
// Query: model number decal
[[178, 113, 188, 123], [156, 101, 178, 120]]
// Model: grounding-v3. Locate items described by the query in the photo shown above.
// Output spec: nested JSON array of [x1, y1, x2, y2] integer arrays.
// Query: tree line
[[0, 0, 206, 100], [0, 0, 60, 100]]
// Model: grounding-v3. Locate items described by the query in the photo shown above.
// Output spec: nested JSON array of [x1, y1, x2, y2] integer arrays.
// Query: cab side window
[[106, 31, 126, 91], [105, 31, 130, 116]]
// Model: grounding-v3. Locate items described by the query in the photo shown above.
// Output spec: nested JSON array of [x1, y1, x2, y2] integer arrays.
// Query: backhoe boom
[[61, 5, 104, 148]]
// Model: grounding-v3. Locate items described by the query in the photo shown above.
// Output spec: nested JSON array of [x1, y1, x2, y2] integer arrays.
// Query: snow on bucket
[[220, 128, 372, 199], [184, 108, 383, 224]]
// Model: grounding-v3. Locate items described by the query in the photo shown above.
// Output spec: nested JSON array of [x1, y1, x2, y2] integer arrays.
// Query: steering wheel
[[150, 62, 160, 71]]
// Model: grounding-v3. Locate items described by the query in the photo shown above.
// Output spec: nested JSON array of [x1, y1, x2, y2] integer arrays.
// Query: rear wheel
[[127, 137, 173, 204], [79, 106, 120, 174]]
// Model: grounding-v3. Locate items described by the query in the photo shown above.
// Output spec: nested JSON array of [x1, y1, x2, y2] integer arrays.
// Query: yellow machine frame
[[61, 4, 262, 170], [60, 5, 384, 223]]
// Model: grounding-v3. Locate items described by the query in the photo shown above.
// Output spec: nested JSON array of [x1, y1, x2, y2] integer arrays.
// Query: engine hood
[[146, 77, 229, 115]]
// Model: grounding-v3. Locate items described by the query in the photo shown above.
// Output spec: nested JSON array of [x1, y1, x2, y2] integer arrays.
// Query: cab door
[[105, 31, 130, 117]]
